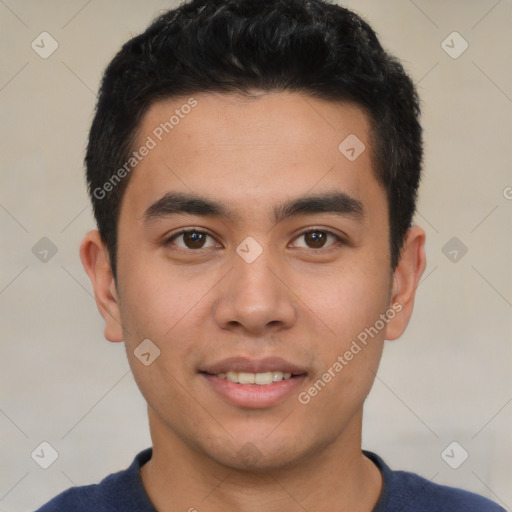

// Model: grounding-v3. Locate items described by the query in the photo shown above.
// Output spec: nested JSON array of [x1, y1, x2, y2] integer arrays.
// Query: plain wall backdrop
[[1, 1, 511, 511]]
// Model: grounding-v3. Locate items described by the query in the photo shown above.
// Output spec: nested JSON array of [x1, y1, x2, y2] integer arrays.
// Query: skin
[[81, 91, 426, 512]]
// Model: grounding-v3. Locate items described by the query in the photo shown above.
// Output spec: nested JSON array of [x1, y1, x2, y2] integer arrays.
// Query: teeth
[[238, 372, 255, 384], [255, 372, 273, 385], [218, 371, 293, 385], [226, 371, 238, 383]]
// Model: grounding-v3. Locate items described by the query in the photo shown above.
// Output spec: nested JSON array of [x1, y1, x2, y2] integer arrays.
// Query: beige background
[[1, 1, 511, 510]]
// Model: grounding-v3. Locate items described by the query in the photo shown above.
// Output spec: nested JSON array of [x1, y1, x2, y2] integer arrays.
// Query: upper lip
[[200, 356, 308, 375]]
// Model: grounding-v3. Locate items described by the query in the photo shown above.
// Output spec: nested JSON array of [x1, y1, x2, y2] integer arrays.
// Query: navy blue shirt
[[34, 448, 506, 511]]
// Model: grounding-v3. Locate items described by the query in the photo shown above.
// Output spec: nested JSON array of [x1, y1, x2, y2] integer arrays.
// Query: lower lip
[[201, 373, 307, 409]]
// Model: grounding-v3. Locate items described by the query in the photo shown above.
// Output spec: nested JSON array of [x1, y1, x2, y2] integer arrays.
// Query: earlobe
[[385, 225, 426, 341], [79, 230, 124, 343]]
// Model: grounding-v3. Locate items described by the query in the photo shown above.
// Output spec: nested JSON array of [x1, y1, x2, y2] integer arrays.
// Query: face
[[82, 91, 424, 471]]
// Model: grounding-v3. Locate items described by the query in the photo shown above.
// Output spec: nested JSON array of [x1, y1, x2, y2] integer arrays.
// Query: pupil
[[185, 232, 205, 248], [307, 231, 325, 248]]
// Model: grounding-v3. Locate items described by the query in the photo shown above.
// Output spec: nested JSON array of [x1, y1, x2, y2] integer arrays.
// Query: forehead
[[139, 91, 372, 157], [123, 91, 383, 221]]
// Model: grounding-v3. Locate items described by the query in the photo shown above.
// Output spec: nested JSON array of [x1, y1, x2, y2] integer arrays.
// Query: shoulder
[[392, 469, 506, 512], [33, 448, 154, 512], [33, 483, 109, 512], [364, 451, 506, 512]]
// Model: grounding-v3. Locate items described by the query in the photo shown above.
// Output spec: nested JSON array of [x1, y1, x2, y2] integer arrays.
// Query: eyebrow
[[143, 191, 365, 224]]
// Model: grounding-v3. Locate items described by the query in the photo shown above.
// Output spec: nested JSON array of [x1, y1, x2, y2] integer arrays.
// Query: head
[[81, 0, 426, 471], [86, 0, 423, 277]]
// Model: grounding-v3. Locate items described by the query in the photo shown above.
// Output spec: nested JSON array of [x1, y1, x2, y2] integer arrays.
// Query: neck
[[140, 407, 382, 512]]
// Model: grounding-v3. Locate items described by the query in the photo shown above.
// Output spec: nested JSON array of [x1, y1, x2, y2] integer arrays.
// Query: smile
[[215, 371, 293, 385], [201, 372, 307, 409]]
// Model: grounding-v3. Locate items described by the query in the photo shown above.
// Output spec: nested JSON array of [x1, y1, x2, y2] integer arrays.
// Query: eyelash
[[164, 228, 345, 252]]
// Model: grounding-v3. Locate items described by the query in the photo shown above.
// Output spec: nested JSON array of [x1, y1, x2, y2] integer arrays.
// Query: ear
[[79, 230, 124, 343], [385, 225, 426, 340]]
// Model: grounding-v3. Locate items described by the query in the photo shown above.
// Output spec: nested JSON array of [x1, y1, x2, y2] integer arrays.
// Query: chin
[[198, 433, 314, 473]]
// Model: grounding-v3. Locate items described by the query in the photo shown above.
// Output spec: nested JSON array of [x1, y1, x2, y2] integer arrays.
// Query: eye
[[291, 229, 343, 250], [165, 229, 219, 250]]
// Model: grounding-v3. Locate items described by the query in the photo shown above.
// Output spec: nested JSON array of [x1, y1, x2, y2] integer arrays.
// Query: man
[[35, 0, 505, 510]]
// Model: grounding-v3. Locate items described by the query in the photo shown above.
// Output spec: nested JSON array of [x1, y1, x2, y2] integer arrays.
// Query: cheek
[[295, 256, 391, 404], [303, 261, 391, 340], [116, 258, 218, 368], [300, 269, 388, 415], [116, 265, 205, 409], [118, 273, 173, 341], [117, 254, 184, 333]]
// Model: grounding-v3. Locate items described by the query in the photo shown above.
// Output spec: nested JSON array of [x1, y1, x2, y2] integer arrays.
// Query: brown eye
[[182, 231, 207, 249], [292, 230, 342, 250], [167, 230, 217, 250], [304, 231, 328, 248]]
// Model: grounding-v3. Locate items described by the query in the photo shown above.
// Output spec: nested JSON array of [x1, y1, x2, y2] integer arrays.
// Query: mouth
[[201, 370, 302, 385], [199, 357, 308, 408]]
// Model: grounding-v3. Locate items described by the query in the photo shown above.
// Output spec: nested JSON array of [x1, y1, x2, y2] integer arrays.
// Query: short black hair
[[85, 0, 422, 278]]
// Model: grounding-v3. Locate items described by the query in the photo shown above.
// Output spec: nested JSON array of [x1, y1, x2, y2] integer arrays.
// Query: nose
[[212, 244, 297, 335]]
